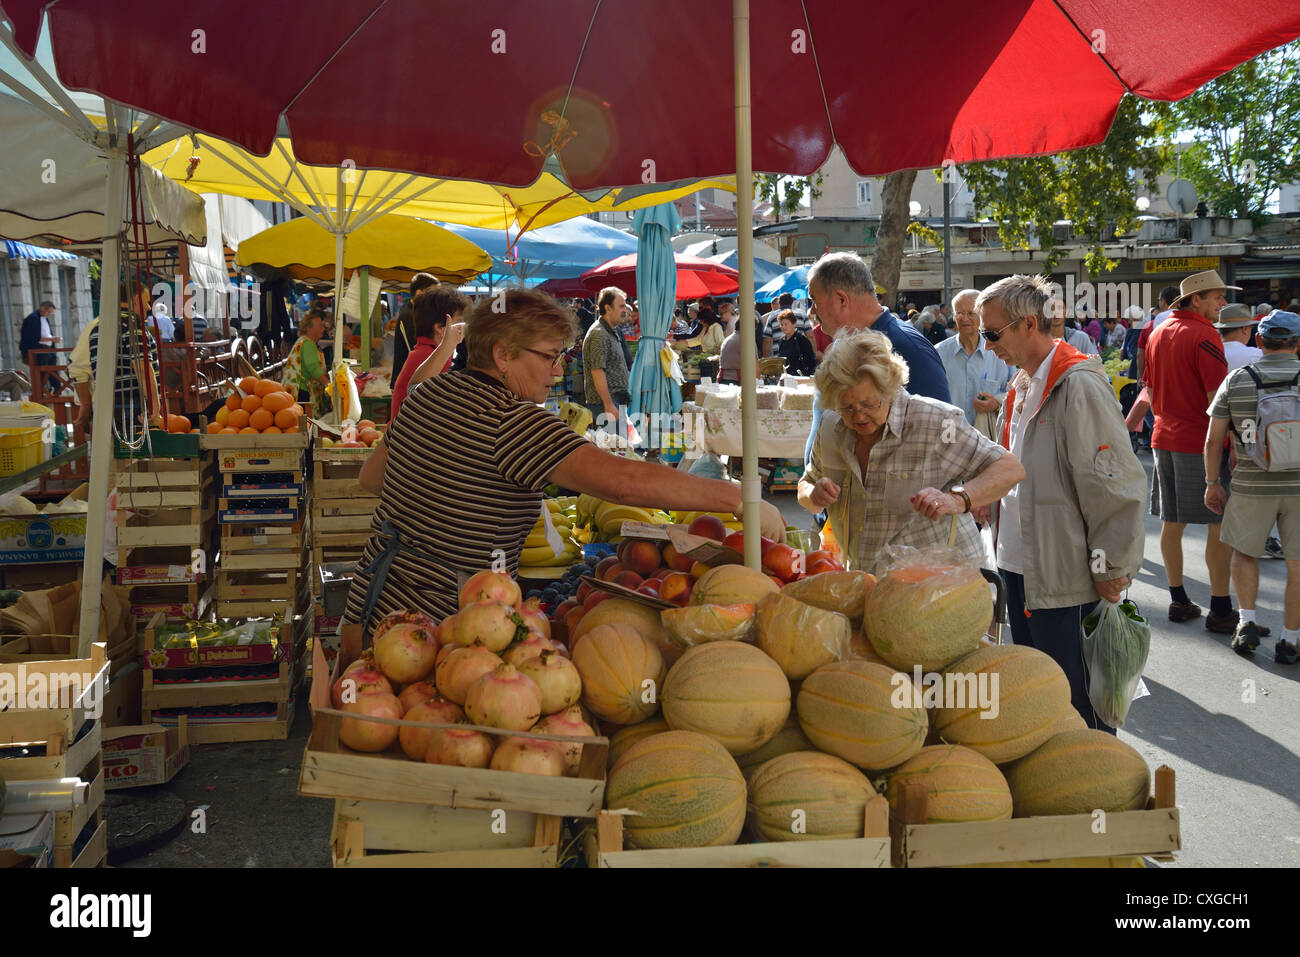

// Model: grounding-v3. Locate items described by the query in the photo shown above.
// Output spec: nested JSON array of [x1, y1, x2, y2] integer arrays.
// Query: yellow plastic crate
[[0, 426, 44, 476]]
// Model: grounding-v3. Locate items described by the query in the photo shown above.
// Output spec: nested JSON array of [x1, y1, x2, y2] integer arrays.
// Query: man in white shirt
[[935, 288, 1012, 436], [1215, 304, 1261, 371]]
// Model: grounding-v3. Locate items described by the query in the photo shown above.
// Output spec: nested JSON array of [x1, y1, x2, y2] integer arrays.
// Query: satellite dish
[[1167, 179, 1199, 216]]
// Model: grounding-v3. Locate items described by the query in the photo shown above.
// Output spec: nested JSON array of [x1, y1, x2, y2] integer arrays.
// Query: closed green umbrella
[[627, 203, 682, 454]]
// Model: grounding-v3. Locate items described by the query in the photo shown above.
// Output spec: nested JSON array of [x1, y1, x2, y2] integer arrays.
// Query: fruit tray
[[586, 799, 891, 868], [890, 766, 1180, 867], [330, 801, 562, 868], [300, 641, 609, 818]]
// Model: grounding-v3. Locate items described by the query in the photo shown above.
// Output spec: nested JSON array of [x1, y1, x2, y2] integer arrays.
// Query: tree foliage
[[754, 173, 822, 222], [960, 96, 1164, 274], [1149, 39, 1300, 221]]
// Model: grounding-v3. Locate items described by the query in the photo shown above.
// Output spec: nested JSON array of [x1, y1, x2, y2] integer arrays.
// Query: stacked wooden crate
[[211, 429, 313, 622], [310, 435, 380, 663], [138, 609, 309, 744], [0, 643, 110, 868], [114, 436, 217, 626]]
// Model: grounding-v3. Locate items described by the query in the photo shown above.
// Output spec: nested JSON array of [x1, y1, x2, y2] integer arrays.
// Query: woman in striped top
[[341, 288, 781, 658]]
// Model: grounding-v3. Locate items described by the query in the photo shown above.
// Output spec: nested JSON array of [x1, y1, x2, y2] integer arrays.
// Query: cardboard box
[[102, 719, 190, 790], [0, 811, 54, 868], [101, 663, 141, 727], [0, 513, 87, 564]]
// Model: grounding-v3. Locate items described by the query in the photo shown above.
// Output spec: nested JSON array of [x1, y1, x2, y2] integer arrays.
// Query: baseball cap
[[1258, 310, 1300, 340]]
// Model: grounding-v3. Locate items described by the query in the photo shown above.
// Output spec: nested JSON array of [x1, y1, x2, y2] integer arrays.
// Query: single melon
[[1005, 729, 1150, 818], [571, 597, 668, 655], [661, 641, 790, 754], [572, 623, 665, 725], [796, 661, 927, 770], [1054, 707, 1088, 735], [848, 630, 887, 665], [660, 603, 756, 648], [756, 591, 851, 680], [863, 564, 990, 672], [778, 570, 876, 625], [605, 730, 747, 849], [747, 751, 877, 841], [735, 714, 816, 782], [691, 564, 781, 607], [932, 644, 1072, 764], [607, 716, 670, 768], [885, 744, 1012, 823]]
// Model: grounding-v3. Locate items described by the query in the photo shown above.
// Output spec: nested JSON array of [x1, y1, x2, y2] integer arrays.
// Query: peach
[[600, 562, 627, 583], [622, 540, 663, 577], [583, 589, 613, 612], [659, 572, 693, 606], [663, 543, 695, 572], [689, 561, 712, 580], [612, 570, 644, 590], [688, 515, 727, 542], [595, 556, 620, 579]]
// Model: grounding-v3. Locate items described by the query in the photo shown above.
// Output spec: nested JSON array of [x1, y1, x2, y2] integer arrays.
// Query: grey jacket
[[995, 351, 1147, 610]]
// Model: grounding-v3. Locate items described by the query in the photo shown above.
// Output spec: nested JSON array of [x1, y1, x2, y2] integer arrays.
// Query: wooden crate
[[54, 751, 104, 847], [142, 651, 305, 745], [117, 503, 216, 549], [586, 797, 891, 868], [129, 584, 214, 624], [330, 801, 561, 868], [0, 643, 108, 770], [221, 519, 310, 551], [113, 453, 215, 509], [116, 545, 211, 585], [312, 501, 376, 535], [53, 818, 108, 869], [890, 766, 1181, 868], [299, 641, 608, 817], [216, 566, 309, 601], [213, 584, 312, 622]]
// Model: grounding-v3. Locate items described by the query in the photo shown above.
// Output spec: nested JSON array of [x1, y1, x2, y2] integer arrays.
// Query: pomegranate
[[437, 613, 459, 645], [451, 599, 524, 653], [339, 692, 402, 752], [396, 680, 441, 713], [399, 696, 465, 760], [331, 665, 393, 708], [489, 736, 566, 777], [502, 632, 559, 668], [341, 649, 377, 677], [373, 621, 439, 684], [459, 570, 522, 610], [372, 609, 439, 642], [425, 726, 494, 768], [517, 650, 582, 715], [532, 705, 595, 775], [518, 597, 551, 639], [435, 644, 503, 705], [464, 663, 542, 731]]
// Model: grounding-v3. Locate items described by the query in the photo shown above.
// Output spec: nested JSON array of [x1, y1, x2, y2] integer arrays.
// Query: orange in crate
[[249, 409, 274, 431], [240, 394, 262, 414], [227, 408, 251, 430], [225, 394, 241, 412], [263, 391, 292, 414], [238, 376, 258, 394], [274, 407, 300, 431]]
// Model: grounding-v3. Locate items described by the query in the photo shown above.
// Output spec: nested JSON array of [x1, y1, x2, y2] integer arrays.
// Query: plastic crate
[[0, 426, 45, 476]]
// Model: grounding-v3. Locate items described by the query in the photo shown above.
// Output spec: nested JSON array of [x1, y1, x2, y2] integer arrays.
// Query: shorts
[[1150, 448, 1220, 525], [1220, 494, 1300, 559]]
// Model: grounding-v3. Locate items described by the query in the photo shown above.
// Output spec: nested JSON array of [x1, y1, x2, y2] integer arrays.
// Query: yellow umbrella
[[235, 215, 490, 285], [143, 134, 735, 232]]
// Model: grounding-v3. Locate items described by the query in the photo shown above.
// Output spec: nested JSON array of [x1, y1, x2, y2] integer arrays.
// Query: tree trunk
[[872, 169, 918, 306]]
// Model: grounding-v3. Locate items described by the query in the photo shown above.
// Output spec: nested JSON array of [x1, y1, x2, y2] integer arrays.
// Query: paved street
[[122, 451, 1297, 868]]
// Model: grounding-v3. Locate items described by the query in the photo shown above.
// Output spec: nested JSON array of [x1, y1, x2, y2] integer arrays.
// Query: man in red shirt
[[1146, 270, 1242, 632]]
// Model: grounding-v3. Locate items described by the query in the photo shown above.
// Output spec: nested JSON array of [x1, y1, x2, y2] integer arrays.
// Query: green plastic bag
[[1082, 599, 1149, 728]]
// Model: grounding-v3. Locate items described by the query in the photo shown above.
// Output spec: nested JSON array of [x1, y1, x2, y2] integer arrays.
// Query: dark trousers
[[1000, 569, 1116, 735]]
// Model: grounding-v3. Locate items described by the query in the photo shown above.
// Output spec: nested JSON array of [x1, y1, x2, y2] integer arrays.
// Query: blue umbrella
[[709, 249, 788, 289], [756, 264, 810, 301], [627, 203, 682, 453]]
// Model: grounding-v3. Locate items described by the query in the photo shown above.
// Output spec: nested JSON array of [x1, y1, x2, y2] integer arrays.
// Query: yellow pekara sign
[[1143, 256, 1220, 274]]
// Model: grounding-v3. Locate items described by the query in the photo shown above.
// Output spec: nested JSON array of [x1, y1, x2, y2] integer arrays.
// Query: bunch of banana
[[592, 501, 672, 536], [670, 510, 745, 532], [520, 507, 580, 567]]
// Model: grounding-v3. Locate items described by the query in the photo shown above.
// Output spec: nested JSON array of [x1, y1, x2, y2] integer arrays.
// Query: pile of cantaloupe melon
[[207, 376, 304, 435], [582, 561, 1153, 851]]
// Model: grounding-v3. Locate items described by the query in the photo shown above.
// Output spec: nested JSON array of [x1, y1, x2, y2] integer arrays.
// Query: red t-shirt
[[811, 325, 833, 355], [390, 336, 452, 420], [1144, 310, 1228, 454]]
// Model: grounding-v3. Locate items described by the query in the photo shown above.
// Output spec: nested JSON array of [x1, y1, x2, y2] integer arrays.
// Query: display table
[[693, 407, 813, 460]]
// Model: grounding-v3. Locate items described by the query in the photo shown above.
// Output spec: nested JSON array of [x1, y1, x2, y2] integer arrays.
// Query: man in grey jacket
[[977, 275, 1148, 733]]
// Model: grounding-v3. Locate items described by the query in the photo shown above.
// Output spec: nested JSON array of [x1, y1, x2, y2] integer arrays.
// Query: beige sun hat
[[1213, 303, 1255, 329], [1173, 269, 1242, 304]]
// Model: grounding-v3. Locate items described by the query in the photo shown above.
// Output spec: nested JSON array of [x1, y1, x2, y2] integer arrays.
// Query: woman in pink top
[[390, 284, 470, 420]]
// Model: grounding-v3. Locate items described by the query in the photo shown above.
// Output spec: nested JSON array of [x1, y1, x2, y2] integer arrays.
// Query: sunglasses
[[980, 314, 1026, 343]]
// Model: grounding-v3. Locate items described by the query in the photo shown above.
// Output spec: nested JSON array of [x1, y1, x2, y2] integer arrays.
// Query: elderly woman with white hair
[[798, 329, 1025, 573]]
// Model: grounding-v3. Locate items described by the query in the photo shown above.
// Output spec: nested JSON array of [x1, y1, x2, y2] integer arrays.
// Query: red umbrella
[[581, 253, 740, 300], [535, 276, 593, 298], [5, 1, 1297, 187]]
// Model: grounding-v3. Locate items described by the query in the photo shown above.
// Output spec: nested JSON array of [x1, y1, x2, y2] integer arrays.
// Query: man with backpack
[[1204, 310, 1300, 663]]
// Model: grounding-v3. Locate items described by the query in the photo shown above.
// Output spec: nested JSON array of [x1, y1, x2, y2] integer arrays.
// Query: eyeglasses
[[837, 396, 885, 418], [980, 314, 1027, 343], [523, 347, 565, 367]]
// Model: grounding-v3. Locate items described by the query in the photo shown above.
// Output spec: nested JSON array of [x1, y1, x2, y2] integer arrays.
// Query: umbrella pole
[[733, 0, 761, 571], [77, 141, 128, 657], [360, 266, 370, 371], [333, 168, 346, 424]]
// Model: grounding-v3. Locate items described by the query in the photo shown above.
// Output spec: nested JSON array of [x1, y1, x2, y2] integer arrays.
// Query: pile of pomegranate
[[329, 570, 594, 777]]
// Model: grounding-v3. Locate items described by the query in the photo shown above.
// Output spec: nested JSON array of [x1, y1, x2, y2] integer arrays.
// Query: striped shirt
[[1208, 353, 1300, 496], [87, 314, 157, 437], [803, 389, 1005, 574], [344, 370, 588, 625]]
